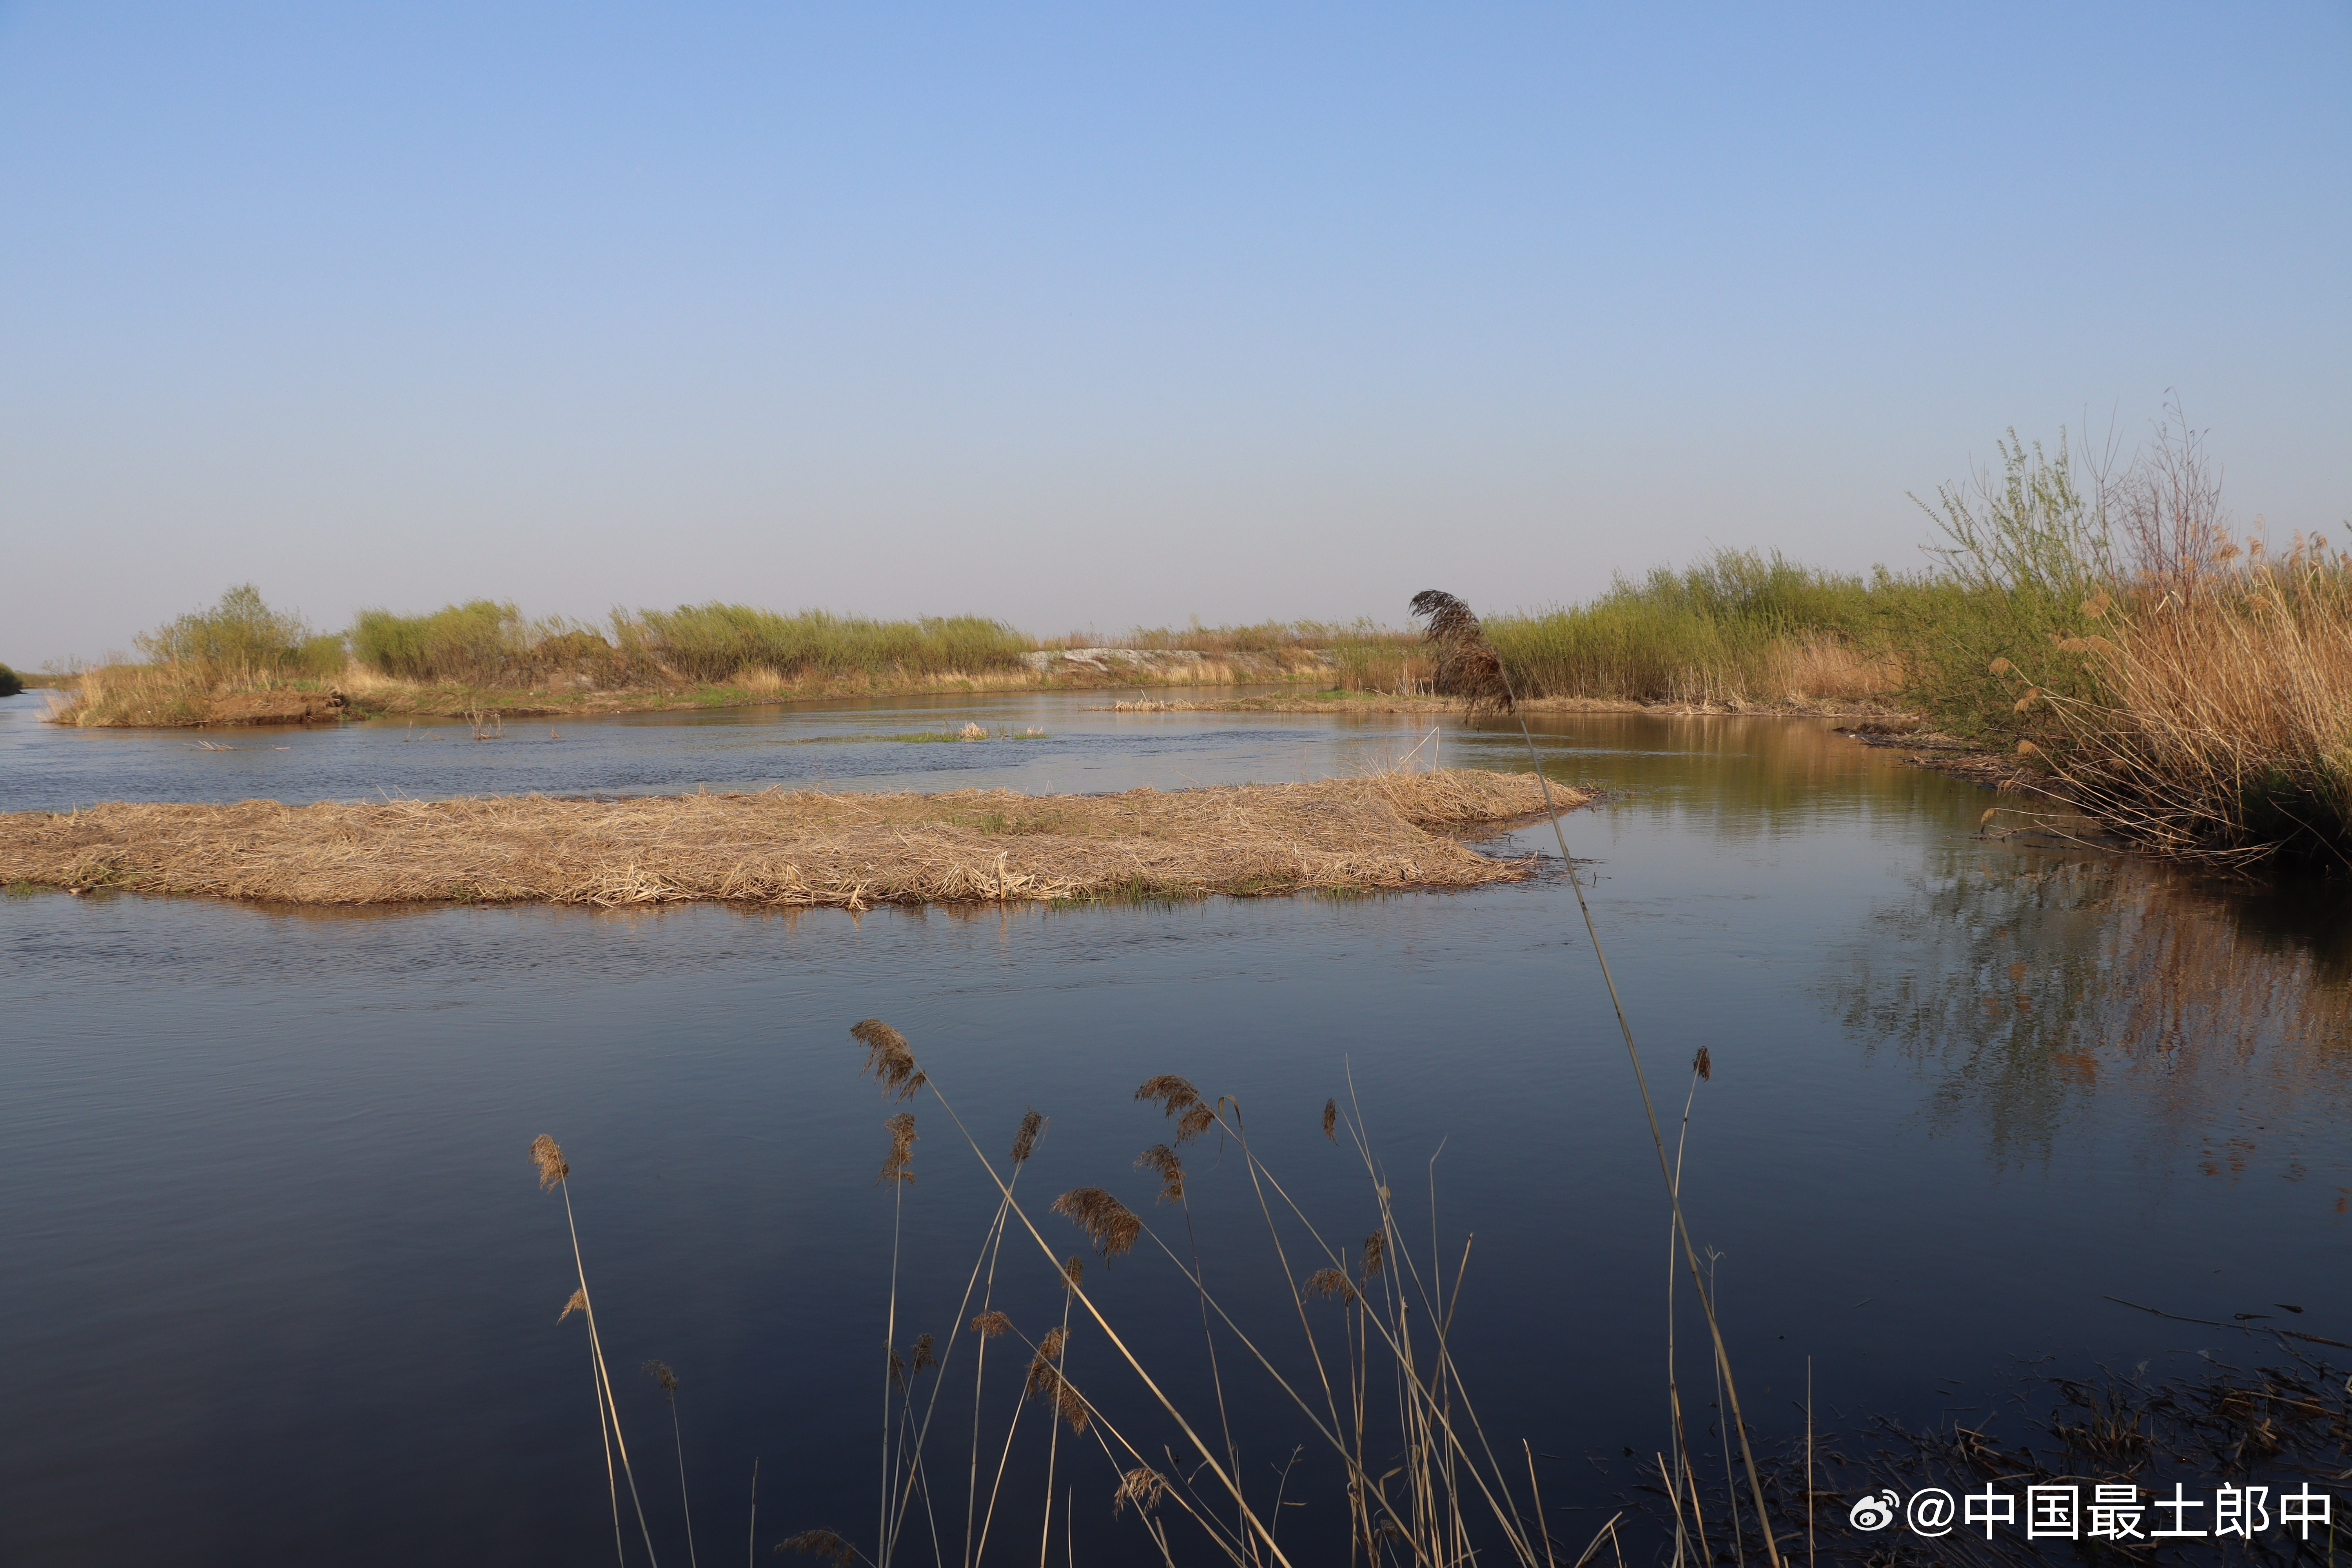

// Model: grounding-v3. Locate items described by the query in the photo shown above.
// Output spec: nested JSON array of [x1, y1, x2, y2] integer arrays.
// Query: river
[[2, 688, 2345, 1564]]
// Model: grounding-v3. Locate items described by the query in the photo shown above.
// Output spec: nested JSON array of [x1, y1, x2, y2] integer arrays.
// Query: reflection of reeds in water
[[1831, 846, 2352, 1167]]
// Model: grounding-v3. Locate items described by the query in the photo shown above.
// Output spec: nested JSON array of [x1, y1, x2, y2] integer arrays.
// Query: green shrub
[[133, 584, 314, 683], [615, 605, 1030, 683], [0, 662, 21, 698], [351, 601, 538, 684]]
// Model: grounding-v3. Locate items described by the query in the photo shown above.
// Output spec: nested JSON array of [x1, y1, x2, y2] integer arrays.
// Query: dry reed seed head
[[1408, 590, 1483, 647], [887, 1345, 908, 1389], [776, 1528, 857, 1566], [1051, 1187, 1141, 1260], [1693, 1046, 1712, 1083], [877, 1111, 917, 1187], [642, 1359, 679, 1395], [558, 1286, 588, 1323], [1010, 1106, 1045, 1165], [2014, 685, 2044, 713], [907, 1333, 938, 1378], [1321, 1098, 1338, 1142], [1135, 1143, 1185, 1205], [1175, 1103, 1215, 1145], [529, 1134, 570, 1190], [1053, 1379, 1091, 1434], [1112, 1467, 1169, 1518], [1988, 657, 2014, 676], [1362, 1231, 1387, 1279], [1061, 1255, 1083, 1290], [849, 1017, 926, 1102], [2082, 590, 2114, 619], [1303, 1266, 1358, 1303], [1025, 1330, 1068, 1399], [1134, 1074, 1200, 1120], [970, 1310, 1013, 1339]]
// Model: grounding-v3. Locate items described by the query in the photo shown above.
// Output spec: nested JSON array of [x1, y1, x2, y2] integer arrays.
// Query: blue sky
[[3, 2, 2346, 661]]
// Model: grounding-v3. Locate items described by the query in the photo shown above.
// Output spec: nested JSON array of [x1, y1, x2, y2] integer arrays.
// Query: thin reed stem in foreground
[[1411, 589, 1786, 1568], [532, 1136, 662, 1568]]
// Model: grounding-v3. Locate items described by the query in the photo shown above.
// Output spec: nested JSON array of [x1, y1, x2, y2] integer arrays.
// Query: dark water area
[[2, 688, 2348, 1564]]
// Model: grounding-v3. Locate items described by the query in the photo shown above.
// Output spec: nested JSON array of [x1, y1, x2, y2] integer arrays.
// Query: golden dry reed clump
[[969, 1310, 1013, 1340], [642, 1359, 678, 1395], [1363, 1231, 1387, 1279], [1321, 1097, 1338, 1142], [1051, 1187, 1141, 1260], [1134, 1074, 1215, 1143], [529, 1134, 570, 1189], [557, 1287, 587, 1323], [1135, 1144, 1184, 1205], [877, 1112, 917, 1187], [851, 1018, 926, 1101]]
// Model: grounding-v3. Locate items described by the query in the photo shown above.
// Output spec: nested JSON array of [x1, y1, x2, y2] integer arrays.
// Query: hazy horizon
[[5, 1, 2347, 668]]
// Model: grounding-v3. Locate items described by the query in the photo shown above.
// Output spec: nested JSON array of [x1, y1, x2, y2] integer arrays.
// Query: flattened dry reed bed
[[0, 769, 1581, 910]]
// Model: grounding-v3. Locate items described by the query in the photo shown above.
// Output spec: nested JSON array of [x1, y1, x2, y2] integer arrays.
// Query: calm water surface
[[2, 689, 2347, 1564]]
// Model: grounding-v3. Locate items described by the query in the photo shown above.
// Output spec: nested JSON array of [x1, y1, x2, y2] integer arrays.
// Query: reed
[[1482, 551, 1898, 707], [532, 1136, 663, 1566], [761, 1020, 1627, 1568]]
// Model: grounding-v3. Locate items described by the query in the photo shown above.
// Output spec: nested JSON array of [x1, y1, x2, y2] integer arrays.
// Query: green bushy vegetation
[[0, 662, 22, 698], [614, 604, 1031, 684], [1486, 550, 1894, 704], [132, 584, 343, 682]]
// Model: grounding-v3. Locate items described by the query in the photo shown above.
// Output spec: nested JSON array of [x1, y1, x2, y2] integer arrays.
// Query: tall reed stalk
[[1410, 589, 1785, 1568], [532, 1135, 663, 1567]]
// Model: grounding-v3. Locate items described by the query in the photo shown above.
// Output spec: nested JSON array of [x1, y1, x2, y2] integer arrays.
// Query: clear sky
[[3, 2, 2346, 664]]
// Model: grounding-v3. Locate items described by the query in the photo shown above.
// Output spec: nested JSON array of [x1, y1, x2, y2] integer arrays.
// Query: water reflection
[[1832, 833, 2352, 1170]]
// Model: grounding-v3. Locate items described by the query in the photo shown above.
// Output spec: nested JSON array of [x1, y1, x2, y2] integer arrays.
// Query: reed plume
[[559, 1287, 586, 1322], [1135, 1144, 1184, 1205], [1302, 1267, 1357, 1303], [877, 1113, 917, 1187], [970, 1311, 1013, 1339], [1011, 1107, 1045, 1165], [852, 1019, 926, 1102], [1111, 1467, 1168, 1518], [1362, 1232, 1386, 1280], [775, 1528, 857, 1566], [1409, 590, 1513, 717], [1134, 1074, 1214, 1143], [1321, 1098, 1337, 1142], [1050, 1188, 1140, 1260], [1693, 1046, 1712, 1083], [531, 1132, 571, 1189]]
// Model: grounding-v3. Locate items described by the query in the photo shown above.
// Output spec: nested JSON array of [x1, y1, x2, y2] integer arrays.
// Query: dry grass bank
[[0, 769, 1580, 909], [2009, 559, 2352, 867]]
